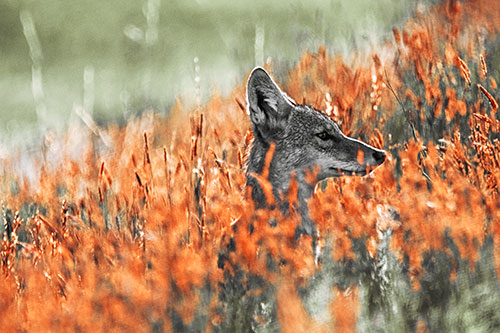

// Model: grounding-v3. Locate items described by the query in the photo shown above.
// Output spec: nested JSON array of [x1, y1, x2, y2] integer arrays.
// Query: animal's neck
[[246, 140, 316, 235]]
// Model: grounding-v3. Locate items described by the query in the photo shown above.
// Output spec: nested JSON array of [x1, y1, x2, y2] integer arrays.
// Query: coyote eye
[[316, 131, 330, 141]]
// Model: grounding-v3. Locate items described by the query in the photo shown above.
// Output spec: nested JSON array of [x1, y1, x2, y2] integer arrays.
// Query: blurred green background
[[0, 0, 418, 142]]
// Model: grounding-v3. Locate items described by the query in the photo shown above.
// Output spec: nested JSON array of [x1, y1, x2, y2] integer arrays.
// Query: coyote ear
[[246, 67, 294, 137]]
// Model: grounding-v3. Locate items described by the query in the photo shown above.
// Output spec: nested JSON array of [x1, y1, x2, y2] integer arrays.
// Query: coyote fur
[[246, 67, 386, 236]]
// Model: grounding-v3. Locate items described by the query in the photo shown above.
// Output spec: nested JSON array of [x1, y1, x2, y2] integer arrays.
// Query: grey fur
[[246, 67, 386, 236]]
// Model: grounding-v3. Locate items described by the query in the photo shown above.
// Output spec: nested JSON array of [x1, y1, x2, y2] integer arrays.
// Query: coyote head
[[246, 67, 385, 190], [245, 67, 386, 235]]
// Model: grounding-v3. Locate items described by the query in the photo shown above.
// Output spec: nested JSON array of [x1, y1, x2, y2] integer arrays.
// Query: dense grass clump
[[1, 0, 500, 331]]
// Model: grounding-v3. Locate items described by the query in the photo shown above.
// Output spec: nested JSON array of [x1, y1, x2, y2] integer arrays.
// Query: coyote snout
[[245, 67, 386, 235], [310, 129, 386, 178]]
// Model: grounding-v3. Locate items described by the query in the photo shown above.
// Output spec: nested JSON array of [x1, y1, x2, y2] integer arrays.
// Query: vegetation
[[0, 0, 414, 139], [1, 0, 500, 331]]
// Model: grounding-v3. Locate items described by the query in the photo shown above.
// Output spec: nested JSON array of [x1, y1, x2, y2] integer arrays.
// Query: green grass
[[0, 0, 416, 141]]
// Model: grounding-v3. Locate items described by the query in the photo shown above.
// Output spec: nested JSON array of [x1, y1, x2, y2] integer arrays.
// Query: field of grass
[[1, 0, 500, 331], [0, 0, 415, 142]]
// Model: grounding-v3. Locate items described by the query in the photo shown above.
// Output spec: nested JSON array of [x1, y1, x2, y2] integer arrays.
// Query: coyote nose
[[373, 150, 386, 165]]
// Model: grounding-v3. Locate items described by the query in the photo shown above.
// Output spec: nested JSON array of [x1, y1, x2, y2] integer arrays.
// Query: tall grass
[[1, 0, 415, 139], [1, 0, 500, 331]]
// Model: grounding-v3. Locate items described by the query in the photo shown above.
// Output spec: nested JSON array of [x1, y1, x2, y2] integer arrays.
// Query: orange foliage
[[330, 287, 360, 332], [276, 280, 324, 333]]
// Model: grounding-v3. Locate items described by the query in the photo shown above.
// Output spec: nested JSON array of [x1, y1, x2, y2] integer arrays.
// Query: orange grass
[[1, 0, 500, 330]]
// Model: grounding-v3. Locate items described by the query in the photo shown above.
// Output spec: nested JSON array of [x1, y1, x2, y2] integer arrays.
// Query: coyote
[[246, 67, 386, 236]]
